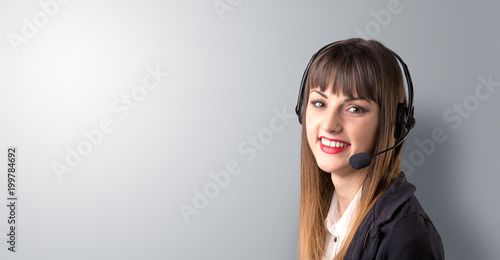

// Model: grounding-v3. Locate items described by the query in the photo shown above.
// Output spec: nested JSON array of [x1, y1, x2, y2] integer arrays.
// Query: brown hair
[[297, 38, 408, 259]]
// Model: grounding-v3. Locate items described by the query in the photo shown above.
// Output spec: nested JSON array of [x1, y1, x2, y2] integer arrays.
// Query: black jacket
[[345, 173, 445, 259]]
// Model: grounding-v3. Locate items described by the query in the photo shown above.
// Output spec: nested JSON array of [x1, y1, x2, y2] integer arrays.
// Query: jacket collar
[[345, 172, 417, 259], [370, 172, 415, 225]]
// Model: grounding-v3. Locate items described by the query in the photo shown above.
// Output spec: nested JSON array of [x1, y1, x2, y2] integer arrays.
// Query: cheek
[[304, 112, 313, 138], [365, 120, 379, 148], [305, 125, 315, 146], [355, 117, 379, 148], [305, 117, 318, 148]]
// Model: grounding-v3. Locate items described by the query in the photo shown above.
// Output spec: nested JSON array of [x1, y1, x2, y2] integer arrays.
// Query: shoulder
[[377, 195, 445, 260], [347, 175, 445, 260]]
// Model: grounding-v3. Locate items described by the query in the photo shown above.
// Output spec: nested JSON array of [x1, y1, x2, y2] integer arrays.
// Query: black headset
[[294, 40, 416, 168]]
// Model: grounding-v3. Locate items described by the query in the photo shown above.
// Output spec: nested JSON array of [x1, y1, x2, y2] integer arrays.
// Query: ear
[[394, 103, 408, 140]]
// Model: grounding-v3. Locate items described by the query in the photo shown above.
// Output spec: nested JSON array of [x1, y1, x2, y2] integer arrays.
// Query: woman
[[295, 38, 444, 260]]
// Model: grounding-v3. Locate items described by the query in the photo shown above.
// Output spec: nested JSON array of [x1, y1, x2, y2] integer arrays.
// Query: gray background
[[0, 0, 499, 259]]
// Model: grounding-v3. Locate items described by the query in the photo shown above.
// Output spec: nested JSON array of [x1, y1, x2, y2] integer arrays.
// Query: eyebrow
[[310, 90, 368, 103], [310, 90, 328, 98], [344, 97, 365, 102]]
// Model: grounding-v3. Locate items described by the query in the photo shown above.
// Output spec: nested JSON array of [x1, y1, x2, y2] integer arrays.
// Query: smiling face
[[305, 87, 379, 176]]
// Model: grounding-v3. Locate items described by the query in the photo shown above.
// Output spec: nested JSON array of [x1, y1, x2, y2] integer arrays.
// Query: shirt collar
[[325, 186, 363, 236]]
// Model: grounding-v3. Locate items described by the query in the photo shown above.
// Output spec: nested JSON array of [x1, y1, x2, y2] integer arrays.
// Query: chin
[[316, 161, 350, 174]]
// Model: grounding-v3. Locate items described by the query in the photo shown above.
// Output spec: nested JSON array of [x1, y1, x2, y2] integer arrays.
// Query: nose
[[321, 108, 343, 133]]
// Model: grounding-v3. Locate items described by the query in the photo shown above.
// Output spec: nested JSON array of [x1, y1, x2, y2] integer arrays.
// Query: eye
[[310, 100, 326, 108], [348, 106, 367, 113]]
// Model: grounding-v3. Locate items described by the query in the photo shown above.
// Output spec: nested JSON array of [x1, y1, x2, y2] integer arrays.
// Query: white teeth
[[321, 138, 350, 148]]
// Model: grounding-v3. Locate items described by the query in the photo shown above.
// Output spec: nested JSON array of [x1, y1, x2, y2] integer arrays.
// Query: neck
[[331, 170, 366, 216]]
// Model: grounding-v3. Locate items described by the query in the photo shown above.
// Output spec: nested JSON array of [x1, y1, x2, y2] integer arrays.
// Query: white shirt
[[322, 187, 363, 260]]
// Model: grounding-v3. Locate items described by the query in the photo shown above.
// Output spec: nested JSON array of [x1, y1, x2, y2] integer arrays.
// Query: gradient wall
[[0, 1, 499, 259]]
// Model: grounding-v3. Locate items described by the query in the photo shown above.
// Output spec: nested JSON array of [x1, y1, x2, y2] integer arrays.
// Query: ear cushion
[[395, 103, 408, 139]]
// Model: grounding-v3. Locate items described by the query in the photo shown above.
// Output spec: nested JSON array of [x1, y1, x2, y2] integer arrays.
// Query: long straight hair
[[297, 38, 408, 260]]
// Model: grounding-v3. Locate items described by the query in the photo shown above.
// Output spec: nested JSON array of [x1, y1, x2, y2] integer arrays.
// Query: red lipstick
[[319, 136, 350, 154]]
